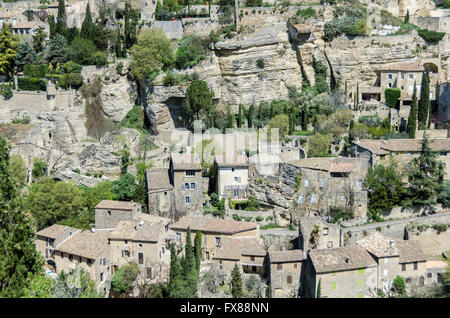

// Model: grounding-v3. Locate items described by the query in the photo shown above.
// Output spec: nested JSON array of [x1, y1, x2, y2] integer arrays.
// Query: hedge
[[18, 77, 48, 91], [62, 61, 82, 74], [385, 88, 401, 108], [418, 29, 445, 43], [23, 64, 48, 78], [61, 73, 84, 89]]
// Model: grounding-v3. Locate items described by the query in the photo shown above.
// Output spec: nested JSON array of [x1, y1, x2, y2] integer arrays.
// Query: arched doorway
[[47, 260, 57, 273]]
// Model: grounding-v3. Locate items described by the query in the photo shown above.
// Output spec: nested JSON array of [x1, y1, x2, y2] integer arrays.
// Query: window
[[327, 241, 333, 248], [184, 183, 190, 190], [311, 194, 317, 203], [88, 259, 92, 266], [99, 258, 102, 266], [407, 152, 412, 157], [427, 273, 432, 278], [232, 168, 235, 172], [61, 252, 64, 259], [277, 264, 282, 270], [323, 227, 329, 235], [392, 152, 396, 156], [138, 252, 144, 265], [358, 180, 363, 190], [430, 92, 433, 99], [69, 254, 73, 262], [340, 195, 345, 202], [297, 196, 304, 204], [414, 262, 418, 270], [402, 264, 406, 271], [250, 256, 255, 262], [190, 182, 196, 190], [233, 189, 239, 198], [100, 272, 103, 282], [139, 243, 142, 247], [164, 191, 167, 195], [123, 250, 130, 257], [388, 83, 392, 88], [287, 275, 292, 285], [294, 263, 298, 269], [234, 177, 238, 182], [409, 74, 413, 79], [441, 152, 447, 156], [388, 74, 392, 79], [405, 278, 411, 283], [185, 196, 191, 204], [147, 267, 152, 279], [304, 180, 309, 187], [186, 170, 195, 176], [216, 237, 221, 245], [176, 233, 181, 242]]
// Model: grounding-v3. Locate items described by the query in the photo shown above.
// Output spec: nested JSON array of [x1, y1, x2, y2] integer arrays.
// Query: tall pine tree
[[418, 70, 430, 130], [406, 82, 418, 138], [0, 23, 19, 80], [0, 136, 44, 297], [55, 0, 67, 36], [230, 263, 243, 298], [194, 231, 202, 272]]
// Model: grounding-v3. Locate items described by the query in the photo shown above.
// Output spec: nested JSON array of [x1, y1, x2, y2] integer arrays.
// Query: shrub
[[431, 223, 448, 234], [256, 58, 264, 69], [384, 88, 401, 108], [90, 51, 108, 67], [0, 85, 13, 99], [393, 276, 406, 295], [62, 61, 82, 73], [174, 35, 208, 69], [116, 62, 124, 74], [297, 8, 315, 18], [61, 73, 84, 89], [256, 216, 263, 222], [18, 77, 47, 91], [418, 29, 445, 43], [162, 73, 179, 86], [23, 64, 48, 78], [11, 116, 30, 124], [329, 206, 354, 223]]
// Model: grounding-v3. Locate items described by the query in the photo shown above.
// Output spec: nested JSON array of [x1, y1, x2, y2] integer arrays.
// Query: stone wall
[[153, 21, 183, 39]]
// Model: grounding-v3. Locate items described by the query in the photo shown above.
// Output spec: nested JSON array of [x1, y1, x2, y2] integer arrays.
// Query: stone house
[[214, 154, 249, 199], [351, 137, 450, 179], [35, 224, 79, 274], [146, 168, 173, 217], [212, 236, 266, 276], [298, 217, 341, 252], [268, 250, 306, 298], [52, 228, 113, 295], [305, 245, 378, 298], [109, 214, 171, 283], [95, 200, 142, 230], [169, 153, 204, 218], [170, 216, 260, 263], [356, 232, 427, 293], [379, 59, 438, 106], [425, 260, 448, 286], [288, 157, 369, 219], [11, 21, 49, 38]]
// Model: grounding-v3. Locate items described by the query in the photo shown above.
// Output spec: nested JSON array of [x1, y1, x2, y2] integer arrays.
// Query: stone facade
[[298, 217, 341, 252], [94, 200, 142, 230], [214, 155, 249, 199], [268, 250, 305, 298]]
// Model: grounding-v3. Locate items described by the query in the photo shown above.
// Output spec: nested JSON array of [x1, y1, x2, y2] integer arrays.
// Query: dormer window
[[186, 170, 195, 177]]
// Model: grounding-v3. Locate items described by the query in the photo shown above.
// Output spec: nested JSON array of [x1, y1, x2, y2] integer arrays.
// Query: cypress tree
[[226, 105, 234, 129], [48, 15, 56, 37], [313, 115, 319, 132], [344, 81, 348, 104], [317, 279, 322, 298], [0, 136, 44, 297], [289, 105, 295, 135], [230, 264, 243, 298], [237, 104, 244, 128], [248, 105, 254, 128], [184, 227, 195, 276], [169, 244, 181, 290], [406, 82, 418, 138], [418, 70, 430, 130], [55, 0, 66, 36], [301, 107, 308, 131], [116, 28, 122, 58], [356, 82, 360, 111], [194, 231, 202, 272], [80, 2, 94, 41], [405, 10, 410, 23]]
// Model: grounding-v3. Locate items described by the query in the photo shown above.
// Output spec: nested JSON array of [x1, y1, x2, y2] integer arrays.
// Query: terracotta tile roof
[[95, 200, 137, 211], [397, 240, 426, 264], [171, 216, 258, 235], [214, 236, 265, 260], [269, 250, 305, 263], [357, 232, 426, 263], [56, 229, 111, 260], [329, 163, 354, 173], [309, 245, 377, 273], [109, 220, 164, 242], [355, 138, 450, 153], [215, 155, 249, 167], [36, 224, 78, 239], [357, 232, 400, 258], [354, 140, 389, 155], [12, 21, 47, 29], [426, 261, 448, 269], [146, 169, 173, 192], [380, 59, 424, 72], [288, 158, 334, 171], [139, 213, 171, 226], [171, 152, 202, 170]]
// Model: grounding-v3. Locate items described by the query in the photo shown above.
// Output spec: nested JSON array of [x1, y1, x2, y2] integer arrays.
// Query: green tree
[[32, 26, 47, 53], [46, 34, 68, 64], [32, 157, 47, 179], [22, 273, 55, 298], [67, 37, 96, 65], [48, 15, 56, 37], [130, 28, 173, 81], [80, 3, 95, 41], [25, 178, 84, 230], [183, 80, 214, 125], [9, 154, 27, 187], [111, 263, 139, 296], [317, 278, 321, 298], [269, 114, 290, 137], [248, 105, 254, 128], [14, 41, 37, 72], [418, 70, 430, 130], [364, 162, 405, 212], [405, 133, 444, 207], [230, 263, 244, 298], [0, 136, 44, 297], [124, 2, 140, 50], [183, 227, 195, 276], [406, 82, 418, 138], [393, 276, 406, 296], [307, 133, 332, 157], [80, 181, 115, 212], [52, 266, 104, 298], [120, 145, 131, 175], [55, 0, 67, 36], [194, 231, 202, 271], [111, 173, 137, 201], [0, 23, 19, 79], [405, 10, 409, 23], [169, 243, 182, 294]]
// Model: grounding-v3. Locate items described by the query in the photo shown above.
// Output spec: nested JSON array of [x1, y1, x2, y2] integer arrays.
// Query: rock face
[[101, 76, 138, 123]]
